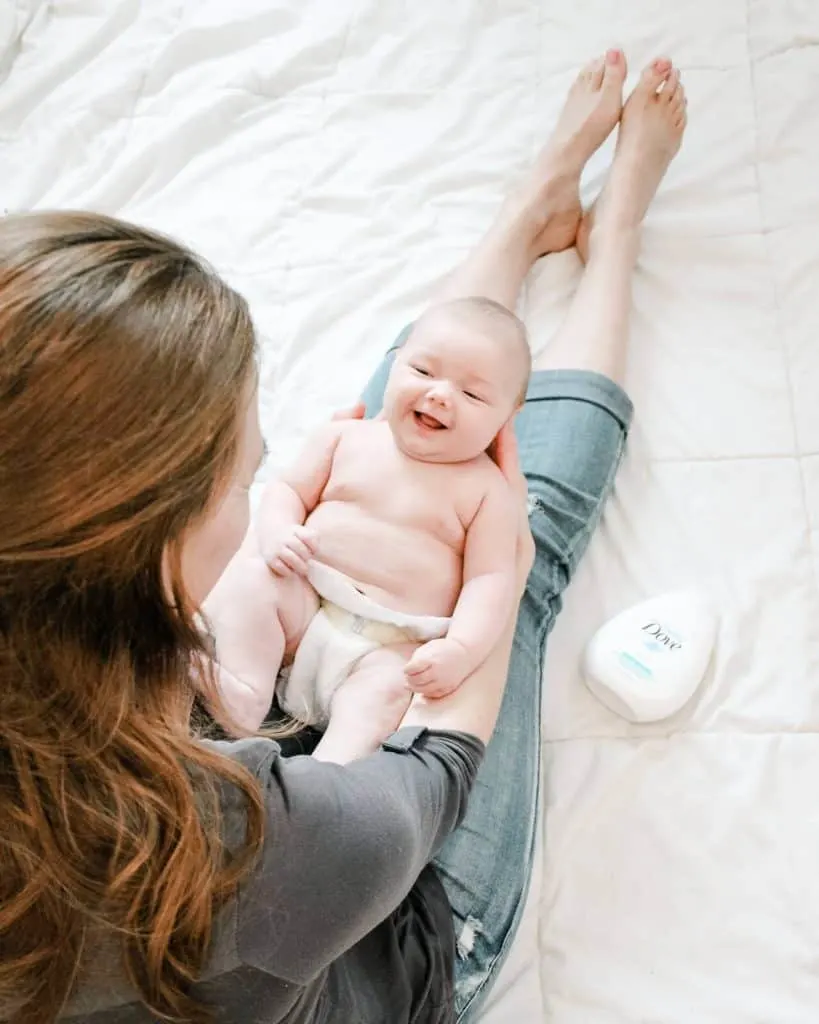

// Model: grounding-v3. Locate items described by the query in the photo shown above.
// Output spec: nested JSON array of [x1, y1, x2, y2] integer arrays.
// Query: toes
[[637, 57, 672, 95], [669, 82, 685, 106], [602, 47, 627, 87], [584, 55, 605, 89], [660, 68, 681, 104], [579, 56, 597, 80]]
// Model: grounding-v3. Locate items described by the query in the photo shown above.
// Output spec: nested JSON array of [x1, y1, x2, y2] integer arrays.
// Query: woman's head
[[0, 210, 263, 613], [0, 211, 264, 1023]]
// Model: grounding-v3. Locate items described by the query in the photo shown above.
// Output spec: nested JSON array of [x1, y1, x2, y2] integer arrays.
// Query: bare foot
[[576, 60, 686, 262], [498, 49, 628, 257]]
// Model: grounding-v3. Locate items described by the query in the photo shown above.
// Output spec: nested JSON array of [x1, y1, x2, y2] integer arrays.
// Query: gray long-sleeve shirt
[[60, 727, 484, 1023]]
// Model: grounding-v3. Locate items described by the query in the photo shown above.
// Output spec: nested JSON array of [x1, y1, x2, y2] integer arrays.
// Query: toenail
[[606, 48, 621, 65]]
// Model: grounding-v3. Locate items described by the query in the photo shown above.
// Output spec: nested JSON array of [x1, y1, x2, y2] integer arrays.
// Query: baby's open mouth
[[414, 410, 446, 430]]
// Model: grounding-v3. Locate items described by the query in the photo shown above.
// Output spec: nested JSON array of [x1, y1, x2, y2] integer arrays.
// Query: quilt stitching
[[744, 0, 816, 595]]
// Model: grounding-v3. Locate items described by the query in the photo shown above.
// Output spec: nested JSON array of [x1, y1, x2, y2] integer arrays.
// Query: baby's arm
[[258, 421, 344, 574], [405, 472, 518, 696]]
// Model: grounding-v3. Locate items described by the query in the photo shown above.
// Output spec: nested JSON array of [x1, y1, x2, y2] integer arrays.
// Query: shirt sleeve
[[234, 727, 484, 984]]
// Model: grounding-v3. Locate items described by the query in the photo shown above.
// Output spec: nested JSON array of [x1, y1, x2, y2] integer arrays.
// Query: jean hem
[[525, 369, 634, 433]]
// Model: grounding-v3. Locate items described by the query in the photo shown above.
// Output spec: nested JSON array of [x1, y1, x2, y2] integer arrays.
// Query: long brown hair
[[0, 212, 265, 1022]]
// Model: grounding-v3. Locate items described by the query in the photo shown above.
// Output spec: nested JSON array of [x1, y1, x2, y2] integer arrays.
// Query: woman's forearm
[[400, 610, 517, 745], [445, 570, 516, 679]]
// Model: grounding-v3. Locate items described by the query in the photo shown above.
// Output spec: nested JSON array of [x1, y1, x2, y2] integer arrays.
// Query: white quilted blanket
[[3, 2, 819, 1021]]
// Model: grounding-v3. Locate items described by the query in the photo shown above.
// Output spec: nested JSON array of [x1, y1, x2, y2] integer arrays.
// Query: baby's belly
[[305, 502, 462, 618]]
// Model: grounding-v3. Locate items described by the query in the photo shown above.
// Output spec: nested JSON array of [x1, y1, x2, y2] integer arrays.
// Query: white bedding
[[3, 2, 819, 1020]]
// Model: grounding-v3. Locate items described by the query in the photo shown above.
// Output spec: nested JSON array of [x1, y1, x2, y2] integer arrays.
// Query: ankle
[[539, 154, 580, 189], [487, 220, 541, 267], [585, 220, 640, 262]]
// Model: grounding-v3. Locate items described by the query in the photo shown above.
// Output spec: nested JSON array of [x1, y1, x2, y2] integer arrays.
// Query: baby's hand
[[404, 637, 471, 698], [265, 524, 318, 578]]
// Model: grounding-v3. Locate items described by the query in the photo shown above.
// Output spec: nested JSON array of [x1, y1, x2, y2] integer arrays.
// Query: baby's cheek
[[472, 409, 505, 447]]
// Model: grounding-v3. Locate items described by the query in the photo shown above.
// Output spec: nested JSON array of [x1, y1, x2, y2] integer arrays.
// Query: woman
[[0, 54, 685, 1023]]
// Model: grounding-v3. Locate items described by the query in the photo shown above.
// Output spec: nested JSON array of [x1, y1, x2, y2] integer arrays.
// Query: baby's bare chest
[[322, 432, 483, 545]]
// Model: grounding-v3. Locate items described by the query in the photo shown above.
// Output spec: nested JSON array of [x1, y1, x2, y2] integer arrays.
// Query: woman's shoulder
[[203, 735, 281, 776], [197, 736, 283, 852]]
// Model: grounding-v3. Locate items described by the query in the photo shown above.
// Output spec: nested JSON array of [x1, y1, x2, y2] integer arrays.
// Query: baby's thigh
[[203, 534, 317, 683], [275, 574, 320, 659], [330, 641, 419, 728]]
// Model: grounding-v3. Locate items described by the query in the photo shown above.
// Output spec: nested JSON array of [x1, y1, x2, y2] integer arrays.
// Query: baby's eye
[[411, 365, 431, 377], [463, 389, 483, 402]]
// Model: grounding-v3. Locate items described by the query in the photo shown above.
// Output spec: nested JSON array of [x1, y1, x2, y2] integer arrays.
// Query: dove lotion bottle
[[583, 590, 718, 723]]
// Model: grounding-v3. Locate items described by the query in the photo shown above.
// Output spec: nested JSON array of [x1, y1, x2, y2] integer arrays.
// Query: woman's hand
[[489, 420, 534, 594], [331, 401, 366, 422]]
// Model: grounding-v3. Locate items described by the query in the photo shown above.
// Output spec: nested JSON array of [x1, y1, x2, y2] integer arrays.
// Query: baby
[[220, 296, 530, 756]]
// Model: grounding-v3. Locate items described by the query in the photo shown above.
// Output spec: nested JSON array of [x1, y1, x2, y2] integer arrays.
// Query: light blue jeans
[[361, 328, 634, 1021]]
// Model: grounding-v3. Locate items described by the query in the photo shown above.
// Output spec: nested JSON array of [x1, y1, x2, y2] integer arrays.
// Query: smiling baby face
[[383, 297, 531, 464]]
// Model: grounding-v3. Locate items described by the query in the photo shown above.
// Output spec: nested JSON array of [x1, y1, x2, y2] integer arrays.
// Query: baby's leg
[[201, 527, 318, 733], [276, 572, 321, 665], [313, 641, 420, 763]]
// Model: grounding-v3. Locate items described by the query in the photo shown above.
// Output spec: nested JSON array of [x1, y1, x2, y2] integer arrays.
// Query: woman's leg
[[438, 370, 633, 1020], [362, 51, 627, 409], [361, 58, 685, 1021], [439, 63, 686, 1021], [437, 50, 627, 310], [538, 62, 687, 384]]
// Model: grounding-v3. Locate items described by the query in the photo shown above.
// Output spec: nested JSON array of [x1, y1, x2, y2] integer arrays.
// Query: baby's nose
[[427, 380, 453, 404]]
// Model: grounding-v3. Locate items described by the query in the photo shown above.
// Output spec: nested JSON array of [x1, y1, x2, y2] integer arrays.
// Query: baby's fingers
[[406, 673, 452, 698], [276, 547, 310, 576], [292, 525, 319, 555], [270, 556, 294, 577], [419, 680, 457, 699], [286, 532, 317, 564], [404, 661, 436, 689], [404, 652, 430, 677], [405, 674, 436, 694]]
